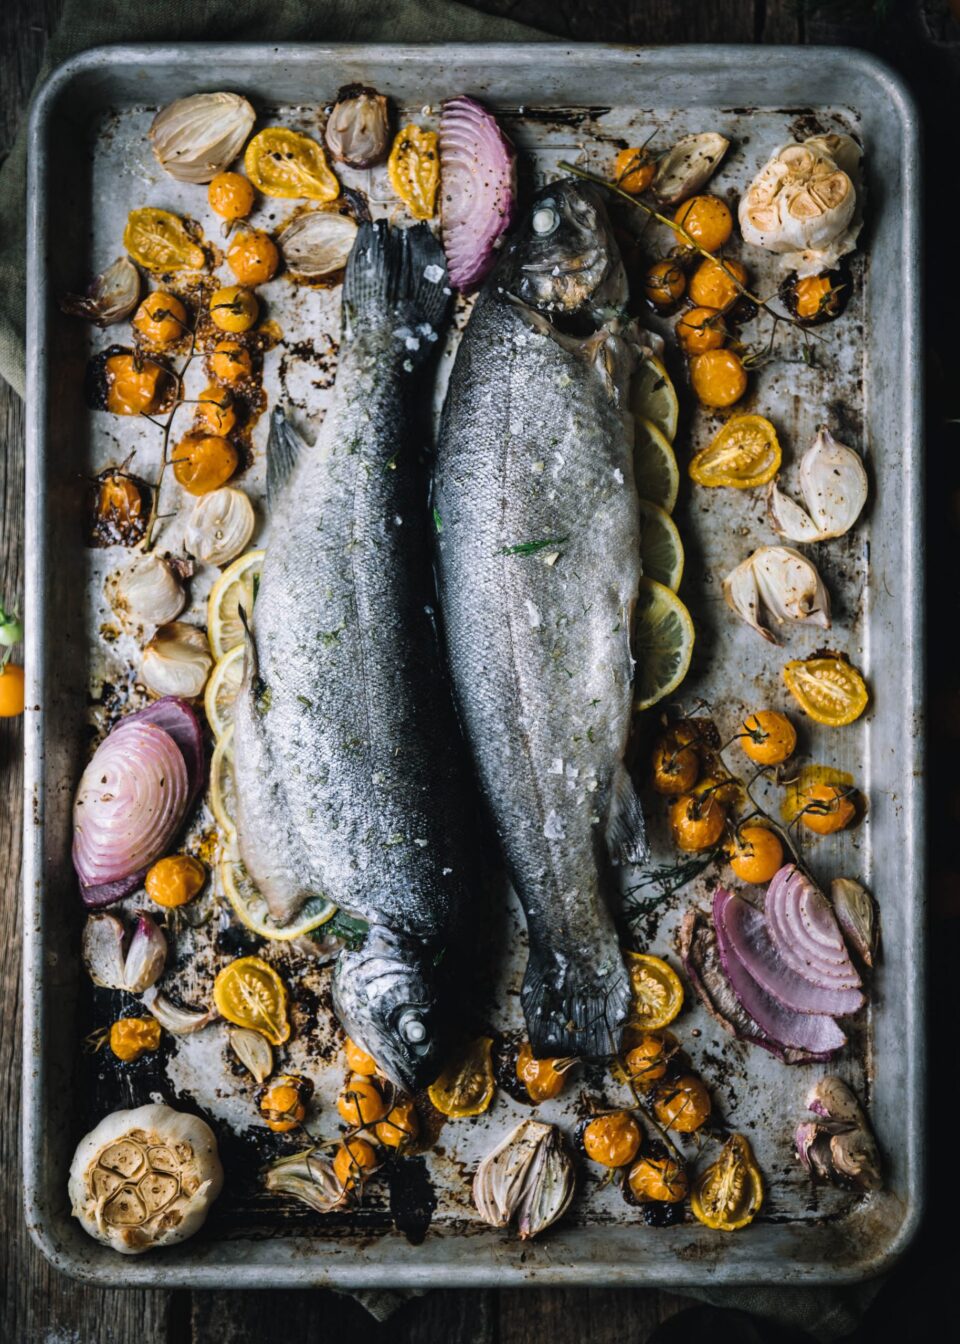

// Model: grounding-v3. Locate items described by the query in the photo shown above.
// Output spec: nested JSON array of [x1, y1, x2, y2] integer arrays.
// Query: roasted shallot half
[[277, 210, 359, 280], [324, 85, 391, 168], [473, 1119, 575, 1241], [795, 1076, 882, 1192], [140, 622, 213, 698], [264, 1150, 347, 1213], [768, 427, 868, 543], [652, 132, 730, 206], [106, 553, 186, 628], [723, 546, 830, 643], [184, 487, 256, 567], [149, 92, 256, 183], [60, 257, 140, 327], [738, 135, 861, 276], [69, 1103, 223, 1253], [82, 910, 167, 992]]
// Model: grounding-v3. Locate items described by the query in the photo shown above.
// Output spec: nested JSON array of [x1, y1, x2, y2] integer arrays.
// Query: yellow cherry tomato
[[689, 415, 781, 489], [623, 1030, 677, 1085], [0, 663, 25, 717], [344, 1037, 379, 1076], [145, 854, 206, 908], [654, 1073, 711, 1133], [626, 953, 685, 1030], [337, 1075, 388, 1127], [109, 1017, 162, 1062], [739, 709, 797, 764], [799, 782, 857, 835], [428, 1037, 495, 1118], [104, 354, 168, 416], [172, 432, 238, 495], [651, 726, 700, 795], [375, 1099, 420, 1149], [227, 229, 280, 286], [689, 257, 747, 311], [210, 339, 253, 384], [583, 1112, 642, 1168], [388, 124, 440, 221], [515, 1042, 569, 1103], [244, 127, 340, 202], [614, 146, 655, 194], [259, 1074, 313, 1132], [674, 194, 733, 251], [690, 348, 748, 408], [691, 1134, 763, 1231], [209, 285, 259, 333], [782, 656, 869, 727], [195, 384, 237, 437], [333, 1137, 379, 1188], [676, 306, 726, 356], [670, 791, 726, 852], [628, 1153, 689, 1203], [213, 955, 290, 1044], [208, 171, 256, 220], [123, 208, 205, 272], [644, 258, 686, 310], [726, 825, 784, 885], [133, 291, 188, 348]]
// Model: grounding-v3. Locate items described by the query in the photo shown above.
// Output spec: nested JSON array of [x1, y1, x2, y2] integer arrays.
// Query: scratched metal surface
[[23, 45, 923, 1288]]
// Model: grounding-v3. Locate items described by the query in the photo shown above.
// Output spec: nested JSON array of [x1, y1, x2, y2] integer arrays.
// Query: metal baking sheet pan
[[23, 43, 923, 1288]]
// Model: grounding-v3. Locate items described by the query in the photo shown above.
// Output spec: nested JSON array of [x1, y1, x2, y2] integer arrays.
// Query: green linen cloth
[[0, 1, 885, 1335]]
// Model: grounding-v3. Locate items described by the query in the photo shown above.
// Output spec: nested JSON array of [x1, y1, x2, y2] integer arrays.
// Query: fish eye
[[531, 203, 560, 237], [398, 1008, 427, 1045]]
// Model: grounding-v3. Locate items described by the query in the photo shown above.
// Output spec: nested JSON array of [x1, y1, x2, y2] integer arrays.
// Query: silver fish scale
[[234, 334, 465, 938], [435, 294, 640, 1020]]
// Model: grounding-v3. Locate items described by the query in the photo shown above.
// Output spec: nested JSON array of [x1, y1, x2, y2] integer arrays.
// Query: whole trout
[[233, 222, 469, 1089], [434, 181, 651, 1059]]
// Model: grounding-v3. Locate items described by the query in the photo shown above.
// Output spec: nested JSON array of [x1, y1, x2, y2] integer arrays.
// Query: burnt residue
[[385, 1154, 437, 1244]]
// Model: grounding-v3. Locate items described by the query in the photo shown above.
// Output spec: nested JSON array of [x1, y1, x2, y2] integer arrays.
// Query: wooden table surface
[[3, 2, 957, 1340]]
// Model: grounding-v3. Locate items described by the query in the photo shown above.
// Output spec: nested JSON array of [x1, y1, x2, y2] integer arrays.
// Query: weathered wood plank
[[498, 1286, 689, 1344]]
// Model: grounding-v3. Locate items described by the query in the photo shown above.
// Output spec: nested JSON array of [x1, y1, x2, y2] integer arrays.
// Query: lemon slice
[[634, 418, 680, 514], [219, 847, 335, 941], [637, 499, 684, 592], [210, 723, 238, 840], [205, 644, 245, 740], [633, 577, 695, 711], [207, 549, 264, 660], [689, 415, 781, 490], [632, 355, 679, 443]]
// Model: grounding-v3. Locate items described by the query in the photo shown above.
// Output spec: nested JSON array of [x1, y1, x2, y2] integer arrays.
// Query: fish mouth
[[520, 246, 602, 277]]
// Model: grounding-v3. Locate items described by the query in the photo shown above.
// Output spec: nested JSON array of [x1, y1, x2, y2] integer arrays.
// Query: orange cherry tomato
[[515, 1042, 569, 1103], [689, 257, 747, 311], [675, 306, 726, 356], [333, 1137, 379, 1188], [208, 172, 256, 220], [375, 1099, 420, 1149], [644, 258, 686, 310], [669, 791, 726, 852], [739, 709, 797, 765], [799, 782, 856, 835], [614, 146, 655, 194], [210, 339, 253, 384], [344, 1037, 378, 1076], [726, 825, 784, 885], [145, 854, 206, 908], [172, 433, 238, 495], [0, 663, 25, 717], [651, 726, 700, 795], [654, 1073, 711, 1132], [690, 348, 748, 408], [336, 1076, 388, 1127], [104, 354, 168, 416], [227, 229, 280, 286], [583, 1112, 642, 1168], [133, 291, 188, 348], [195, 384, 237, 436]]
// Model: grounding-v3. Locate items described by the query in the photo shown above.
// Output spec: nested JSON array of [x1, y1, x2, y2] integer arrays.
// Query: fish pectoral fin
[[238, 604, 269, 710], [606, 762, 648, 866], [267, 406, 308, 508]]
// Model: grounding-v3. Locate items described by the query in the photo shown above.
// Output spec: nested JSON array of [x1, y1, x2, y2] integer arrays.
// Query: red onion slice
[[712, 888, 848, 1053], [717, 887, 863, 1016], [80, 871, 147, 909], [73, 721, 188, 888], [440, 96, 516, 291], [124, 695, 205, 805], [765, 866, 861, 989]]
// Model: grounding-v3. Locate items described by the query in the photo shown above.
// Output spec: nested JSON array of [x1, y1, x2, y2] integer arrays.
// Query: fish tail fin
[[606, 762, 648, 865], [343, 220, 452, 355], [266, 405, 307, 507], [521, 951, 631, 1059]]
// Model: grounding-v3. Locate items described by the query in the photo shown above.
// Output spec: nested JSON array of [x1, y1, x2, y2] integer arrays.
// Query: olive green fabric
[[0, 2, 884, 1336], [0, 0, 543, 397]]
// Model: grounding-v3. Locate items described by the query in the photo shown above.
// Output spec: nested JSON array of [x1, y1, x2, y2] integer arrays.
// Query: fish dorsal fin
[[267, 407, 308, 509], [606, 762, 648, 866]]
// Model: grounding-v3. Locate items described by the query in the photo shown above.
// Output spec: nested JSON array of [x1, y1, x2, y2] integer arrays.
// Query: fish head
[[504, 180, 628, 320], [332, 925, 443, 1091]]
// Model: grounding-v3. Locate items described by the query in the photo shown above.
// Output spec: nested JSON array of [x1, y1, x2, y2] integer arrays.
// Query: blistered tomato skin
[[644, 259, 686, 311], [676, 306, 726, 355], [740, 709, 797, 765], [690, 349, 748, 408], [333, 1137, 378, 1188], [145, 854, 206, 908], [651, 727, 700, 795], [582, 1112, 642, 1168], [375, 1099, 420, 1148], [173, 433, 239, 495], [103, 354, 168, 416], [109, 1017, 162, 1062], [344, 1037, 379, 1076], [624, 1031, 676, 1084], [670, 791, 726, 852], [258, 1074, 314, 1132], [210, 339, 253, 385], [227, 230, 280, 286], [799, 782, 857, 835], [654, 1074, 711, 1133], [209, 285, 259, 334], [628, 1153, 689, 1203], [689, 257, 747, 311], [208, 171, 256, 220], [614, 146, 655, 194], [674, 195, 733, 251], [195, 385, 237, 437], [133, 291, 188, 348], [515, 1042, 568, 1103], [337, 1076, 388, 1127], [726, 825, 784, 885]]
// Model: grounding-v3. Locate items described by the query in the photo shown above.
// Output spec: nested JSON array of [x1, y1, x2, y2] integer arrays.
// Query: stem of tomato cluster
[[142, 307, 202, 553]]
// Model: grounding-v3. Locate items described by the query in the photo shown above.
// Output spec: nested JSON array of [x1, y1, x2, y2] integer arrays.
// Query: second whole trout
[[233, 221, 470, 1090], [434, 181, 654, 1060]]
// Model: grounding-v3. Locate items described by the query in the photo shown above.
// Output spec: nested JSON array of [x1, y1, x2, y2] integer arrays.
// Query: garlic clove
[[141, 985, 218, 1034], [141, 622, 213, 699], [473, 1119, 575, 1240], [264, 1151, 347, 1213], [277, 210, 359, 280], [60, 257, 141, 327], [107, 554, 186, 627], [652, 132, 730, 206], [149, 92, 256, 183], [69, 1103, 223, 1253], [228, 1025, 274, 1082], [796, 1076, 882, 1192], [81, 912, 129, 989], [723, 546, 830, 643], [184, 487, 256, 567], [122, 911, 168, 992], [325, 85, 391, 168]]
